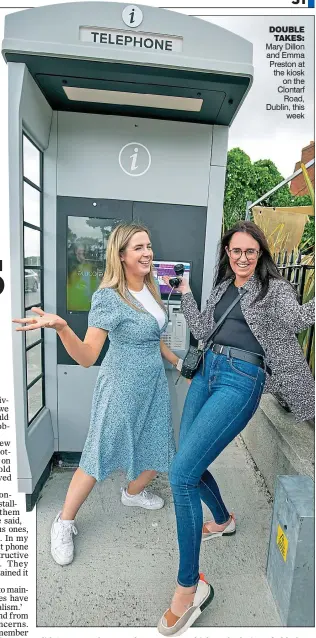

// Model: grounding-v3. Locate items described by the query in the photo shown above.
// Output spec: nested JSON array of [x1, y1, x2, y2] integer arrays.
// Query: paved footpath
[[37, 436, 281, 628]]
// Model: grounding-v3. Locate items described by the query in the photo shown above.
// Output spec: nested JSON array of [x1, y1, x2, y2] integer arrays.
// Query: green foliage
[[223, 149, 255, 230], [301, 216, 315, 251], [223, 149, 314, 251], [251, 159, 292, 207]]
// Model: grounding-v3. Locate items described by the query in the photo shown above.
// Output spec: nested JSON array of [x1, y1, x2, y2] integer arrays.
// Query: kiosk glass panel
[[23, 135, 40, 187], [23, 181, 40, 227], [67, 215, 115, 312], [27, 379, 43, 422], [25, 310, 42, 347], [26, 343, 42, 385], [24, 269, 41, 307], [24, 226, 41, 261], [22, 133, 45, 426]]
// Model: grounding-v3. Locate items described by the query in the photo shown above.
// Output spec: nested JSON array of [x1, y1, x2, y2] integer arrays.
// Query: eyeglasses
[[227, 248, 260, 261]]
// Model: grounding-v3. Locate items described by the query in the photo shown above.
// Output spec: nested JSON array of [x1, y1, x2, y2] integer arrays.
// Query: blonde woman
[[14, 224, 181, 565]]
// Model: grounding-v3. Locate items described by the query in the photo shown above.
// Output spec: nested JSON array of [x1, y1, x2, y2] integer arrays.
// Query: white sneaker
[[51, 511, 78, 566], [121, 488, 164, 510]]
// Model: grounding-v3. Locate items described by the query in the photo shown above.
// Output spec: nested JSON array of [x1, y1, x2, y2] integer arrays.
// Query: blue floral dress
[[79, 287, 176, 481]]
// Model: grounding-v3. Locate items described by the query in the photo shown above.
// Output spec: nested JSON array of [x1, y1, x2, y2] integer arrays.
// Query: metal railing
[[275, 251, 314, 371]]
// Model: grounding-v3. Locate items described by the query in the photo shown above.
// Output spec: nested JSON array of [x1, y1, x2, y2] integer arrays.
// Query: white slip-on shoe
[[202, 513, 236, 542], [157, 574, 214, 637], [50, 511, 78, 566], [121, 488, 164, 510]]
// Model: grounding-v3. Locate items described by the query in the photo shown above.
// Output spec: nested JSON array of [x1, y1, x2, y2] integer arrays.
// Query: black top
[[212, 282, 265, 356]]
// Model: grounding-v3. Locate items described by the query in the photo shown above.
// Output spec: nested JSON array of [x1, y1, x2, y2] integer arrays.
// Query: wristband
[[176, 358, 183, 372]]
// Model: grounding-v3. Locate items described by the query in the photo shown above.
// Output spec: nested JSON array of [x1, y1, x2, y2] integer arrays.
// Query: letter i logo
[[122, 6, 143, 28], [130, 147, 138, 171], [119, 142, 151, 177]]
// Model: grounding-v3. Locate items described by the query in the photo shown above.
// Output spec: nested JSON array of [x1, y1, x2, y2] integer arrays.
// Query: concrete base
[[37, 439, 281, 627], [241, 394, 315, 496]]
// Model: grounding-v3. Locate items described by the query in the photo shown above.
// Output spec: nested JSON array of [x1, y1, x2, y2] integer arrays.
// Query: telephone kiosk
[[2, 2, 253, 505]]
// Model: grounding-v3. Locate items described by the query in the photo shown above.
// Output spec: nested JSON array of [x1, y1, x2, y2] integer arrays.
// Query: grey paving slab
[[37, 437, 281, 628]]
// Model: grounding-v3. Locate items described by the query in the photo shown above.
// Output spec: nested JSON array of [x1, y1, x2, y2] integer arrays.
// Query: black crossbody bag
[[181, 289, 247, 380]]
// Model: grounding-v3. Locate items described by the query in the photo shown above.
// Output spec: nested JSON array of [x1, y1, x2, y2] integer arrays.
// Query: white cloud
[[205, 15, 314, 178]]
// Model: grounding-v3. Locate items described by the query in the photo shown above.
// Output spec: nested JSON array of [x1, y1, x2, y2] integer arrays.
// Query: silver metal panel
[[3, 3, 254, 79], [211, 125, 229, 167], [267, 475, 314, 627], [161, 301, 190, 361], [202, 164, 228, 306], [17, 409, 54, 492], [57, 112, 212, 206], [166, 370, 188, 447], [26, 408, 54, 489], [8, 62, 54, 492], [43, 112, 59, 447], [20, 66, 52, 150], [57, 365, 99, 451]]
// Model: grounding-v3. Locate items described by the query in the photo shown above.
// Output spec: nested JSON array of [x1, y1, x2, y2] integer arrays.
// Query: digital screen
[[67, 216, 121, 312], [152, 261, 190, 296]]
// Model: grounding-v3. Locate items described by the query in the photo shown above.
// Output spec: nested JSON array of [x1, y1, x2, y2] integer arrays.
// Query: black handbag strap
[[203, 287, 247, 351]]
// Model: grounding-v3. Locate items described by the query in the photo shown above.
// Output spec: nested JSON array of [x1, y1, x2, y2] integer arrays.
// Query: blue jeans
[[169, 348, 266, 587]]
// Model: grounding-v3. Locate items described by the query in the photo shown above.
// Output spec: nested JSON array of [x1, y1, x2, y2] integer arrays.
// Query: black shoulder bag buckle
[[180, 288, 247, 380]]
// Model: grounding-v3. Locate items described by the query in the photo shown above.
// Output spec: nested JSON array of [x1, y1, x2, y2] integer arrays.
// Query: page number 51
[[292, 0, 314, 5]]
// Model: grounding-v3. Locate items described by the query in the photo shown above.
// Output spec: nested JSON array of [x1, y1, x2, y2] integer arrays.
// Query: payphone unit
[[153, 260, 191, 360]]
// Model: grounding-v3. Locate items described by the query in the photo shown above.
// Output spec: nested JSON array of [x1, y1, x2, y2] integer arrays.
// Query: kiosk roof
[[2, 2, 254, 125]]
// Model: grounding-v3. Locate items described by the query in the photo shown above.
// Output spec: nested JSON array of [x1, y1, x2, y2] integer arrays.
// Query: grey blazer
[[181, 274, 315, 422]]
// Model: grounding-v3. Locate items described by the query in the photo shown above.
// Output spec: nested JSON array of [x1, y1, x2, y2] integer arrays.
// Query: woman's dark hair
[[214, 221, 283, 301]]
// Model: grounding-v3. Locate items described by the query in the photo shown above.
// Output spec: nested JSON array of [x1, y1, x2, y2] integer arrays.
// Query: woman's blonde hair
[[99, 223, 165, 312]]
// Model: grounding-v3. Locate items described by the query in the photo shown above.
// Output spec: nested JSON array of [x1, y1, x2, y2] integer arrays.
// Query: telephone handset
[[168, 263, 184, 289]]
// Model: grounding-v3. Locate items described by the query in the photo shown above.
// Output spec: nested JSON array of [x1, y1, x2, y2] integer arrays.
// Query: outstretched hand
[[12, 307, 67, 333]]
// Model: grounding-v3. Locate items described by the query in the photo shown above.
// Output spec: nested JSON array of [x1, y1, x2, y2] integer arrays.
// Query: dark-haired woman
[[158, 221, 314, 636]]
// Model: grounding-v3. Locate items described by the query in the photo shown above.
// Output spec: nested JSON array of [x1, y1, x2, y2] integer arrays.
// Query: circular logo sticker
[[122, 5, 143, 28], [119, 143, 151, 177]]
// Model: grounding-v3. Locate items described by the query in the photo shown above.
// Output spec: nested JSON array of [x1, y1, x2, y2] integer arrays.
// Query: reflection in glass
[[24, 226, 40, 264], [23, 136, 40, 186], [24, 182, 40, 227], [25, 310, 42, 347], [28, 379, 43, 423], [24, 269, 41, 307], [26, 343, 42, 386], [67, 216, 121, 312]]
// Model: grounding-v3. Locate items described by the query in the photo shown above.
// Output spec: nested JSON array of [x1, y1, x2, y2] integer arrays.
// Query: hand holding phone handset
[[181, 289, 248, 379], [162, 265, 190, 324], [168, 263, 185, 289], [162, 272, 190, 296]]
